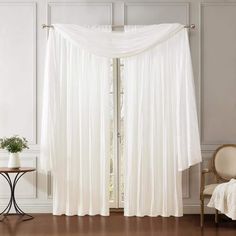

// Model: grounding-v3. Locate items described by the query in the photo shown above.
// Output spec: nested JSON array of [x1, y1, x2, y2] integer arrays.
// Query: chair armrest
[[200, 168, 213, 198], [202, 168, 212, 174]]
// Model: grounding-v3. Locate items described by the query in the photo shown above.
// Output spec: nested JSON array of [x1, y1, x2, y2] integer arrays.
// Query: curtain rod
[[42, 23, 196, 29]]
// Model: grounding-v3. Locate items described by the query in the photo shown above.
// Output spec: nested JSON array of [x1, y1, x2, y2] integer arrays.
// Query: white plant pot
[[8, 152, 21, 168]]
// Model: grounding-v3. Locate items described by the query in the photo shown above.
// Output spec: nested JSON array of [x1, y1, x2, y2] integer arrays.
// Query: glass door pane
[[109, 58, 124, 208], [119, 59, 124, 207], [109, 59, 119, 208]]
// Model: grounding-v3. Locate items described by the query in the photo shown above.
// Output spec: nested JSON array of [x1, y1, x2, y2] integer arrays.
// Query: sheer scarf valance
[[52, 23, 184, 58]]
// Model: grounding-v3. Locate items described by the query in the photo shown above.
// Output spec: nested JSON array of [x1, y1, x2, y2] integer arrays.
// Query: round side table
[[0, 167, 36, 222]]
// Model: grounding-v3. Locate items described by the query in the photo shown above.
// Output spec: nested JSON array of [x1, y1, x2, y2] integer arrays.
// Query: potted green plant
[[0, 136, 29, 168]]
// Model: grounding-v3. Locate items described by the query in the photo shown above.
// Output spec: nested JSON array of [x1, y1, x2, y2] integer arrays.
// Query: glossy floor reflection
[[0, 213, 235, 236]]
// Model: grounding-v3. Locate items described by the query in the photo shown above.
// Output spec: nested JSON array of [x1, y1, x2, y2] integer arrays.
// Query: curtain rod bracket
[[42, 24, 54, 29], [185, 24, 195, 29]]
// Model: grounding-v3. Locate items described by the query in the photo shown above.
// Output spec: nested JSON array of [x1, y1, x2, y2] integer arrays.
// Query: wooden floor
[[0, 213, 235, 236]]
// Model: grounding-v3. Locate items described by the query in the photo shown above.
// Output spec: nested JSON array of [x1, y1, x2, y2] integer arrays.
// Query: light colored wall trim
[[47, 2, 113, 25], [200, 2, 236, 148], [0, 2, 37, 145], [182, 170, 190, 199], [0, 4, 39, 215], [0, 203, 212, 214], [0, 144, 40, 155], [124, 2, 189, 25], [0, 203, 213, 214], [32, 2, 37, 145], [183, 204, 216, 214], [0, 202, 52, 214], [47, 171, 53, 199]]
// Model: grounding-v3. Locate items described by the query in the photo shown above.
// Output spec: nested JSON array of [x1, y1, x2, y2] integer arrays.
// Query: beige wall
[[0, 0, 235, 213]]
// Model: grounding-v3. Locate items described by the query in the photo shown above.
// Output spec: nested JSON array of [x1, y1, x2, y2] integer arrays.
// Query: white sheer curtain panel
[[123, 26, 201, 217], [40, 26, 111, 216], [40, 23, 202, 217]]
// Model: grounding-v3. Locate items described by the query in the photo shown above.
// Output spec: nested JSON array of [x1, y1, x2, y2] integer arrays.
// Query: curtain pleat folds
[[41, 26, 111, 216], [40, 24, 201, 217], [123, 26, 201, 217]]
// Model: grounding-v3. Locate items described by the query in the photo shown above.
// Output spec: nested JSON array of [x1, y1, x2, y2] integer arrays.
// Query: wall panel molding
[[0, 2, 37, 144], [47, 2, 113, 25], [124, 2, 189, 25], [182, 170, 190, 199], [47, 172, 53, 199], [200, 2, 236, 147]]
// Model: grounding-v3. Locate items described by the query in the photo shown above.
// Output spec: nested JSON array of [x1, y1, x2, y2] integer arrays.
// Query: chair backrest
[[213, 144, 236, 181]]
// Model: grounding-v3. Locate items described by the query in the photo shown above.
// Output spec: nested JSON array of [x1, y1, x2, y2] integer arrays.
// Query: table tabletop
[[0, 167, 36, 173]]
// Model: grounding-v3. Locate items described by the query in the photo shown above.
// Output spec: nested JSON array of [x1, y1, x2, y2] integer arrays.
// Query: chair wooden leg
[[200, 199, 204, 227], [215, 209, 218, 224]]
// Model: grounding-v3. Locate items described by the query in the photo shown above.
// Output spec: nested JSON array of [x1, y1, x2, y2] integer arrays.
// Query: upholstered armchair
[[200, 144, 236, 227]]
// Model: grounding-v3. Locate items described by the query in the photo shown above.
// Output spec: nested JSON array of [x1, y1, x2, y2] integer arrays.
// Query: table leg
[[0, 172, 34, 222], [0, 173, 13, 218]]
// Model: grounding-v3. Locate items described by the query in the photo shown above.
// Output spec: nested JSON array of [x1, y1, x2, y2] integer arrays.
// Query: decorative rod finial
[[190, 24, 195, 29]]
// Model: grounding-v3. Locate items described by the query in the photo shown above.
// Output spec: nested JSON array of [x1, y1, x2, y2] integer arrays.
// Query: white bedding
[[208, 179, 236, 220]]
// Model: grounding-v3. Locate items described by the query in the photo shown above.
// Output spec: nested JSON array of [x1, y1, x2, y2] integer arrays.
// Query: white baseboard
[[0, 203, 52, 213], [183, 205, 216, 214], [0, 203, 216, 214]]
